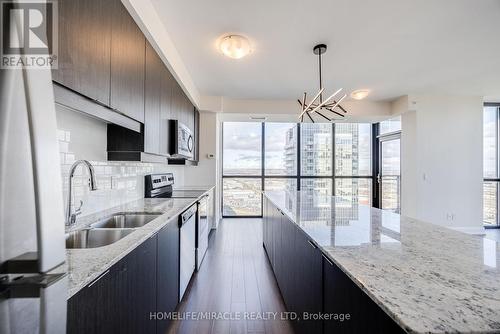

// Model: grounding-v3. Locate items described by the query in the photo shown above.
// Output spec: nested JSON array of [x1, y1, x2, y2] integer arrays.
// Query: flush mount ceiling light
[[218, 34, 251, 59], [350, 89, 370, 100], [298, 44, 348, 123]]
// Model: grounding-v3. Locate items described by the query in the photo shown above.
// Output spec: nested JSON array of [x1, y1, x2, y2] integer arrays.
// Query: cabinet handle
[[322, 254, 334, 266], [93, 98, 107, 108], [88, 270, 110, 288], [307, 240, 317, 249]]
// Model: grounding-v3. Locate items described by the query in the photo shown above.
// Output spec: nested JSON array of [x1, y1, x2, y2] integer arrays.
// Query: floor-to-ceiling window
[[222, 122, 263, 217], [300, 123, 333, 196], [484, 104, 500, 227], [264, 122, 298, 193], [222, 122, 373, 217], [335, 123, 373, 206]]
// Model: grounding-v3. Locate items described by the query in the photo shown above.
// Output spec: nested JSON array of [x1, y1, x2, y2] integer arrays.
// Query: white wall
[[400, 95, 484, 233], [219, 98, 392, 123], [401, 109, 417, 218], [184, 111, 221, 227], [184, 111, 217, 186]]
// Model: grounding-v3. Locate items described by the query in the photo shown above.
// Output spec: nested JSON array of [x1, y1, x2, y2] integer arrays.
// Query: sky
[[223, 121, 374, 176], [223, 122, 298, 174]]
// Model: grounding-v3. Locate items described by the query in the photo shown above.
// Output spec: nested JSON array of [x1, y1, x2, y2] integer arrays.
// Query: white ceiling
[[150, 0, 500, 102]]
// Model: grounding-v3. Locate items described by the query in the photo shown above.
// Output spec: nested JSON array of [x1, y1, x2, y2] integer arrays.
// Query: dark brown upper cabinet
[[110, 0, 146, 123], [159, 63, 174, 156], [53, 0, 112, 105], [144, 41, 162, 155]]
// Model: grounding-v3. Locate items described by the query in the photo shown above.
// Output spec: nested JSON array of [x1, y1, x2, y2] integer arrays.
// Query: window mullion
[[332, 122, 336, 196], [297, 123, 301, 191], [497, 107, 500, 226]]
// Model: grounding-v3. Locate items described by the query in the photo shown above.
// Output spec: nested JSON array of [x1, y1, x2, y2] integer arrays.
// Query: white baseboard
[[448, 226, 486, 235]]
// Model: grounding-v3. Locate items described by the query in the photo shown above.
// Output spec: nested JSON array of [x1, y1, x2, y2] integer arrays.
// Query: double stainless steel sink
[[90, 213, 161, 229], [66, 213, 161, 249]]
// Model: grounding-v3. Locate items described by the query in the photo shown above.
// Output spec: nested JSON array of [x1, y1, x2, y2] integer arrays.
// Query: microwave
[[169, 120, 194, 159]]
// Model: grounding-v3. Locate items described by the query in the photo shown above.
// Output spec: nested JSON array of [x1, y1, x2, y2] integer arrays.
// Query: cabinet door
[[184, 95, 195, 134], [171, 84, 184, 123], [323, 255, 403, 334], [110, 0, 145, 122], [207, 188, 215, 229], [279, 214, 295, 311], [269, 203, 275, 266], [53, 0, 111, 104], [128, 236, 157, 334], [144, 41, 162, 155], [67, 265, 122, 334], [159, 66, 174, 156], [292, 229, 322, 334], [263, 198, 269, 250], [273, 209, 283, 287], [193, 108, 200, 161], [157, 222, 180, 334]]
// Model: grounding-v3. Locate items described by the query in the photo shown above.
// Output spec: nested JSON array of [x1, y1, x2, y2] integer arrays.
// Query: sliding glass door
[[379, 137, 401, 213], [484, 104, 500, 227], [376, 116, 402, 213]]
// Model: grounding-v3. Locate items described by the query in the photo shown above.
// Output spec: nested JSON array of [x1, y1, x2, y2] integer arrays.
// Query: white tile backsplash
[[60, 156, 185, 218], [56, 106, 186, 218]]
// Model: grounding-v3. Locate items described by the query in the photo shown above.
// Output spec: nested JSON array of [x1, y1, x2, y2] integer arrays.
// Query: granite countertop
[[264, 190, 500, 334], [54, 186, 214, 299]]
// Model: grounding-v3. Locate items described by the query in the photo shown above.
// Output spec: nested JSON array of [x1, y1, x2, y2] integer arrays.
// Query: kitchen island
[[263, 190, 500, 334]]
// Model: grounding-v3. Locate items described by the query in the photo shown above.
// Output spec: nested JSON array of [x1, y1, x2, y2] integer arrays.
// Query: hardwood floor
[[167, 218, 293, 334]]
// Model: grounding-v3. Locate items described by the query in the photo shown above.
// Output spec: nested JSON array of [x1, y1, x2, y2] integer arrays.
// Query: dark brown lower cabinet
[[263, 197, 404, 334], [128, 236, 157, 334], [292, 226, 322, 334], [156, 221, 180, 334], [263, 198, 274, 266], [322, 253, 404, 334], [266, 200, 323, 334], [68, 235, 158, 334], [67, 265, 117, 334]]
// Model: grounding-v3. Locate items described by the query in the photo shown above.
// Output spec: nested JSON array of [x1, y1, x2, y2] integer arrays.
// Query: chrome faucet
[[66, 160, 97, 226]]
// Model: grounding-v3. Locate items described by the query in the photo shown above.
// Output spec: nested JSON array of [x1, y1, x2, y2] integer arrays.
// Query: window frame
[[221, 122, 374, 218], [483, 103, 500, 228]]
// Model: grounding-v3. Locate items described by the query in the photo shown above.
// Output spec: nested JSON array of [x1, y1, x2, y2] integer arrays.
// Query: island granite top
[[264, 190, 500, 334]]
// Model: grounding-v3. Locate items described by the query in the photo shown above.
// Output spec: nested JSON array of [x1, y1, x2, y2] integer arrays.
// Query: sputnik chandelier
[[298, 44, 348, 123]]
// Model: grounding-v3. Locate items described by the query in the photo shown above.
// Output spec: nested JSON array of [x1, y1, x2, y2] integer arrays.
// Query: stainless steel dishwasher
[[179, 204, 197, 301], [196, 194, 209, 271]]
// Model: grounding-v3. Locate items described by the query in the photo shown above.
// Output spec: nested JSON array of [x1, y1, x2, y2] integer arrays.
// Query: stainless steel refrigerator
[[0, 5, 67, 333]]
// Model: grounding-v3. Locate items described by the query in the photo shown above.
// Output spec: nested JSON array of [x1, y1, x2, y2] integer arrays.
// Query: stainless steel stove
[[144, 173, 209, 272], [170, 189, 208, 199], [144, 173, 206, 199]]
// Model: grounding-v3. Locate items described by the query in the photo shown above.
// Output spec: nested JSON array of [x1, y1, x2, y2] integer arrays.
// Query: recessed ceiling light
[[218, 34, 251, 59], [350, 89, 370, 100]]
